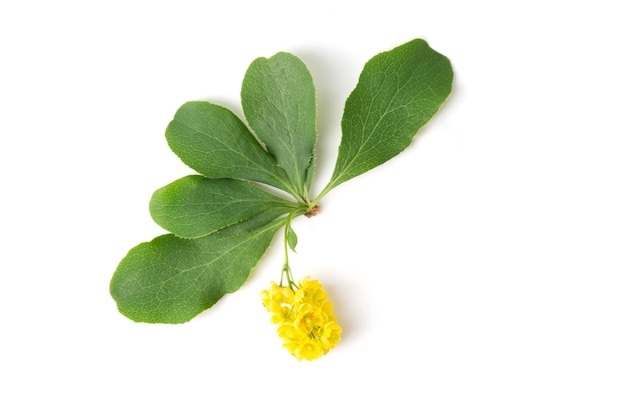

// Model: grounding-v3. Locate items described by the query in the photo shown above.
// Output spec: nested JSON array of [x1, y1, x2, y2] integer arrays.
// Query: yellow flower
[[261, 282, 295, 323], [294, 277, 327, 304], [320, 322, 342, 352], [295, 340, 324, 361], [261, 277, 342, 361], [293, 303, 324, 334]]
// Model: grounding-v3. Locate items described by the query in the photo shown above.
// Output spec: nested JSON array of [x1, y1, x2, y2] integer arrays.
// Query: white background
[[1, 1, 625, 416]]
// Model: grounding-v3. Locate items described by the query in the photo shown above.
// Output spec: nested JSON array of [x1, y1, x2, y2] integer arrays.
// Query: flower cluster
[[261, 277, 341, 361]]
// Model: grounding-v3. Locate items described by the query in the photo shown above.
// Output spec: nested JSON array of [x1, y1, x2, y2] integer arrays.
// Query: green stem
[[280, 206, 308, 289], [310, 177, 339, 208]]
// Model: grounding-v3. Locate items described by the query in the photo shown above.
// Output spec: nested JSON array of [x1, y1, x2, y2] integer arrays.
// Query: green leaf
[[241, 52, 317, 199], [287, 226, 298, 252], [149, 175, 294, 239], [110, 220, 282, 324], [328, 39, 453, 190], [165, 101, 295, 194]]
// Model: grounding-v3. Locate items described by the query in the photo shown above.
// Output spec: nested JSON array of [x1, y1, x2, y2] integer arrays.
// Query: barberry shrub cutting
[[110, 39, 452, 360]]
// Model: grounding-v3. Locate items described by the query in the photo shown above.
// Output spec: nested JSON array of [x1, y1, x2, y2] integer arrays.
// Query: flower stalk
[[261, 209, 342, 361]]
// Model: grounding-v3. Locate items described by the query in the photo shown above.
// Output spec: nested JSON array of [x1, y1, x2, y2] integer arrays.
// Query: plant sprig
[[110, 38, 453, 324]]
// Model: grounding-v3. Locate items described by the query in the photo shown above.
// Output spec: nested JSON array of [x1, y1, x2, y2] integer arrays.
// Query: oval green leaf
[[241, 52, 317, 200], [287, 226, 298, 252], [150, 175, 294, 239], [165, 101, 295, 195], [110, 221, 282, 324], [328, 39, 453, 190]]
